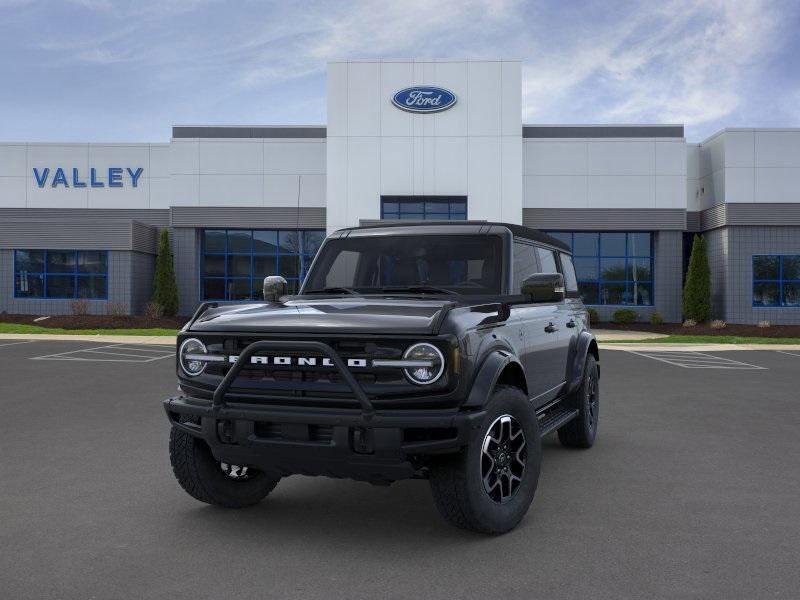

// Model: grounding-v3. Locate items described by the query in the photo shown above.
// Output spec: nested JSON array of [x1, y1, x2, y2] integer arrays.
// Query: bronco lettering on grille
[[227, 355, 369, 368]]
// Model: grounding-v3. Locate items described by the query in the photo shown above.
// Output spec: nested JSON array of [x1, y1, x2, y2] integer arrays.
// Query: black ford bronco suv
[[164, 222, 599, 533]]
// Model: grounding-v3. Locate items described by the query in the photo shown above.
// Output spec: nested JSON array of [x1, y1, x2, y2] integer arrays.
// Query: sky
[[1, 0, 798, 143]]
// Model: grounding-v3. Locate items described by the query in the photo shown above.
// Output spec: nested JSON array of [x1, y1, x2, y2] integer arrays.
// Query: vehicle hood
[[188, 297, 455, 335]]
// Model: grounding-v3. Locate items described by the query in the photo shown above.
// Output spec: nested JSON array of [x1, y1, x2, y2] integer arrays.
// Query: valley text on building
[[1, 59, 799, 323]]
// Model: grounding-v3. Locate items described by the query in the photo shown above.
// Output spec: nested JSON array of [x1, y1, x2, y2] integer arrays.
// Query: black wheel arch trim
[[566, 331, 599, 394], [463, 348, 528, 408]]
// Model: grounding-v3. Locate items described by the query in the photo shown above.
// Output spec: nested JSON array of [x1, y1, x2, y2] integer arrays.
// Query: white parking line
[[776, 350, 800, 358], [625, 350, 767, 370], [31, 343, 174, 363], [0, 340, 36, 348]]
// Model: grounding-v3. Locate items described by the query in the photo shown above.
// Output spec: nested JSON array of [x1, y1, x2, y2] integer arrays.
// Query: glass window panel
[[450, 200, 466, 214], [204, 230, 226, 253], [399, 213, 423, 220], [46, 275, 75, 298], [285, 279, 299, 294], [574, 258, 599, 281], [560, 254, 579, 293], [627, 233, 651, 256], [399, 202, 423, 214], [15, 250, 44, 272], [599, 283, 626, 305], [783, 282, 800, 306], [203, 278, 225, 300], [47, 251, 75, 273], [513, 242, 538, 293], [382, 202, 398, 215], [303, 231, 325, 255], [451, 213, 467, 221], [753, 256, 779, 280], [278, 255, 300, 278], [600, 233, 626, 257], [253, 230, 278, 254], [600, 258, 626, 281], [77, 275, 107, 299], [383, 212, 399, 220], [278, 231, 301, 253], [629, 283, 653, 306], [782, 256, 800, 280], [578, 282, 599, 304], [227, 230, 252, 253], [753, 282, 780, 306], [627, 257, 652, 281], [427, 213, 449, 220], [573, 233, 598, 256], [203, 255, 225, 276], [536, 248, 558, 274], [15, 273, 44, 297], [253, 255, 277, 277], [78, 251, 107, 273], [227, 255, 251, 277], [228, 279, 252, 300], [547, 232, 572, 247], [425, 201, 449, 213]]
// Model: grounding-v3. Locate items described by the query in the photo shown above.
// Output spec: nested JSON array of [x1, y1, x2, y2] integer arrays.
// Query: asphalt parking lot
[[2, 340, 799, 600]]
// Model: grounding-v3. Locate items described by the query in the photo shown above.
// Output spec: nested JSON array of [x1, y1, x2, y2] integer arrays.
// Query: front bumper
[[164, 395, 485, 482]]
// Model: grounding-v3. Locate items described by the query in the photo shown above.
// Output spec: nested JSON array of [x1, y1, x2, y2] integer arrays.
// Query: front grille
[[253, 421, 334, 444]]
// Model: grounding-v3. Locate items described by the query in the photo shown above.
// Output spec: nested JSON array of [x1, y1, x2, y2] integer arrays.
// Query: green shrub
[[151, 229, 179, 317], [683, 234, 711, 322], [650, 312, 664, 325], [612, 309, 638, 324], [587, 307, 599, 324]]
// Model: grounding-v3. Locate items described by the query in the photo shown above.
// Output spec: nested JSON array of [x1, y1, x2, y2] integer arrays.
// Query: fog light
[[179, 338, 207, 377], [403, 343, 445, 385]]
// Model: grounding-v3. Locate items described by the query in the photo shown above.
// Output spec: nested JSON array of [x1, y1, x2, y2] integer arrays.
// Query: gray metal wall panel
[[704, 228, 729, 320], [653, 230, 684, 322], [523, 208, 686, 231], [0, 208, 169, 227], [172, 228, 199, 316], [131, 221, 159, 254], [172, 126, 326, 139], [726, 204, 800, 226], [0, 220, 134, 250], [700, 204, 727, 231], [522, 125, 684, 138], [686, 212, 701, 232], [170, 206, 327, 229]]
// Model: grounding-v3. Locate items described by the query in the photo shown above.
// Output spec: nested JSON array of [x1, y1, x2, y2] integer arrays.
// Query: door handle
[[566, 319, 576, 328], [544, 322, 558, 333]]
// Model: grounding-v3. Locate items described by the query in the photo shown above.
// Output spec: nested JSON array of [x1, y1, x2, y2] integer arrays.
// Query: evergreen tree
[[152, 229, 179, 316], [683, 234, 711, 322]]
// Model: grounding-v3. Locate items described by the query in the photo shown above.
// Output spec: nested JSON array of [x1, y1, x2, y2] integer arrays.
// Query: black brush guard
[[211, 340, 374, 420]]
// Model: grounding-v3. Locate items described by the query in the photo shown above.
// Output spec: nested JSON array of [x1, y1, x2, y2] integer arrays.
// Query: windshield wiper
[[378, 285, 456, 295], [305, 286, 359, 295]]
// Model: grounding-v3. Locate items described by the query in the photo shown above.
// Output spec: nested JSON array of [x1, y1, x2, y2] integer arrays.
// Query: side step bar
[[537, 407, 579, 436]]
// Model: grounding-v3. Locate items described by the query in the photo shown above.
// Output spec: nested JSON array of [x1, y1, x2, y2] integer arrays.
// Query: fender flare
[[567, 331, 599, 393], [463, 349, 527, 408]]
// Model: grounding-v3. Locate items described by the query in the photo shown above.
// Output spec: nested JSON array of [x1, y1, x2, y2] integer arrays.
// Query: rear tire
[[558, 354, 599, 448], [429, 385, 541, 534], [169, 426, 280, 508]]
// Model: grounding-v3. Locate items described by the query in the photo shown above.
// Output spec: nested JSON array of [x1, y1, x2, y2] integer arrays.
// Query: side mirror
[[521, 273, 565, 303], [263, 275, 287, 302]]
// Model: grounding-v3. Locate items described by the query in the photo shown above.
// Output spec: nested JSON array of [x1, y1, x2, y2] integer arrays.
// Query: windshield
[[302, 234, 503, 295]]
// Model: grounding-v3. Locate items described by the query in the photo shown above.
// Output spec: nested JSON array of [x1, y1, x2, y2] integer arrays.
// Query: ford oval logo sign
[[392, 86, 457, 113]]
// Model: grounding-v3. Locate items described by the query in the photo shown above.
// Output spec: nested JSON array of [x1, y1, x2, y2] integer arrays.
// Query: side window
[[560, 253, 579, 293], [513, 241, 538, 293], [536, 247, 558, 274]]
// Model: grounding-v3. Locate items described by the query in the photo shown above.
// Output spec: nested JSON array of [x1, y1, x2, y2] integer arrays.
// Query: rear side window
[[560, 253, 579, 293], [513, 241, 539, 293], [536, 247, 558, 274]]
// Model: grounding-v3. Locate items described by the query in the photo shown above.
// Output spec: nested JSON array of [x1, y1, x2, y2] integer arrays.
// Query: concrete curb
[[600, 343, 800, 352], [0, 333, 177, 345]]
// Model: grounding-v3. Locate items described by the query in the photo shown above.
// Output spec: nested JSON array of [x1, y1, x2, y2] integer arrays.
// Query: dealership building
[[1, 59, 799, 323]]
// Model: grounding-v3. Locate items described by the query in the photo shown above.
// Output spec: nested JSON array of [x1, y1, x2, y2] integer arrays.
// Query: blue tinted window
[[543, 231, 654, 306], [753, 255, 800, 307], [381, 196, 467, 220], [14, 250, 108, 299], [201, 229, 325, 300]]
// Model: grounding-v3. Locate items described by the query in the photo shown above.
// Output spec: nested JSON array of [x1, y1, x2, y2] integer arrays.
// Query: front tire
[[429, 385, 542, 534], [558, 354, 599, 448], [169, 426, 280, 508]]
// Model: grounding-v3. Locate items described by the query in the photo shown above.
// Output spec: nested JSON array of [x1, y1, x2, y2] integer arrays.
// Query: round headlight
[[179, 338, 207, 377], [403, 343, 445, 385]]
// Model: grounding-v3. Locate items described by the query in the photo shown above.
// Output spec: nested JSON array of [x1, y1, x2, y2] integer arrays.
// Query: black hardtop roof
[[333, 221, 570, 253]]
